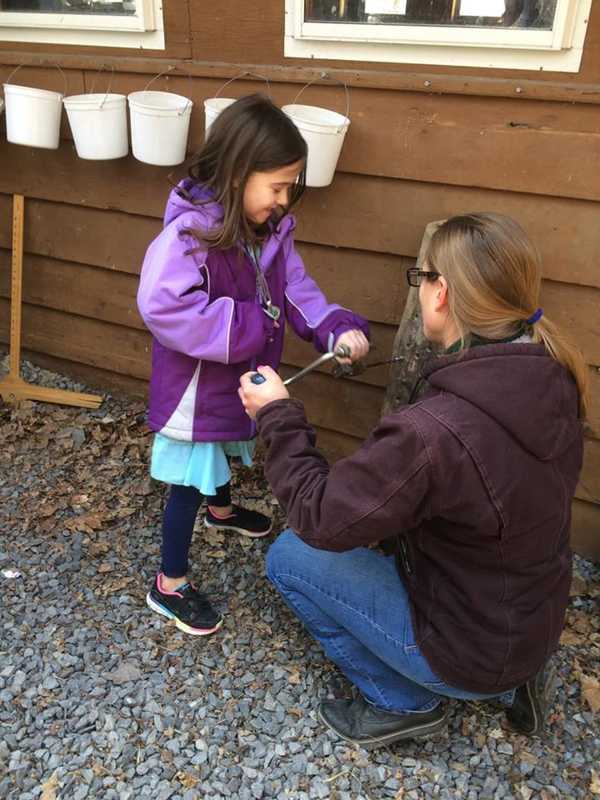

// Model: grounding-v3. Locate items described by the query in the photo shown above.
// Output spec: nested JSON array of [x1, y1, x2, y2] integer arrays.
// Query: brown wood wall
[[0, 0, 599, 558]]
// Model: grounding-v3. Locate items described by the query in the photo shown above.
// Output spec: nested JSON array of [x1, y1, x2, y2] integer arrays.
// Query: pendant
[[262, 302, 281, 322]]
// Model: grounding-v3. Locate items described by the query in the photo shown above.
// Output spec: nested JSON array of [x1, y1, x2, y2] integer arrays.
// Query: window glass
[[0, 0, 136, 15], [304, 0, 558, 29]]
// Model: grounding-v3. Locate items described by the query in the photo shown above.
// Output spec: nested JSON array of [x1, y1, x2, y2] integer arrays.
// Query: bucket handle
[[87, 64, 115, 109], [143, 66, 193, 116], [4, 62, 68, 96], [214, 70, 272, 99], [291, 72, 350, 120]]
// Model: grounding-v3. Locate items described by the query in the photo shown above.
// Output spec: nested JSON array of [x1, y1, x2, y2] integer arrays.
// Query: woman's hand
[[334, 330, 370, 364], [239, 366, 290, 419]]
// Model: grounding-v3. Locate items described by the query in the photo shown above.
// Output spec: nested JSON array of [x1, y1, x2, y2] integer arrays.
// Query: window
[[285, 0, 592, 71], [0, 0, 165, 48]]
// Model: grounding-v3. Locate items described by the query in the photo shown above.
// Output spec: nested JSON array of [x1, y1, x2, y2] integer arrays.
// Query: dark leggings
[[161, 482, 231, 578]]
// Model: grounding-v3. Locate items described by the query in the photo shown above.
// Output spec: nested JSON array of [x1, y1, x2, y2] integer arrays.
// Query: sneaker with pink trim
[[205, 504, 272, 538], [146, 573, 223, 636]]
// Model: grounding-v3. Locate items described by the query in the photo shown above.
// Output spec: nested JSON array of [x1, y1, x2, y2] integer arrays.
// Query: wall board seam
[[1, 53, 600, 105]]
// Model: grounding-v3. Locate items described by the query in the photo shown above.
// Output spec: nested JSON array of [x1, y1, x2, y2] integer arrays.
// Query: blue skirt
[[150, 434, 256, 496]]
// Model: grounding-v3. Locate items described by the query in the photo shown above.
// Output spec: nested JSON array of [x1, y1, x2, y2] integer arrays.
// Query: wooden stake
[[0, 194, 103, 409], [383, 219, 444, 414]]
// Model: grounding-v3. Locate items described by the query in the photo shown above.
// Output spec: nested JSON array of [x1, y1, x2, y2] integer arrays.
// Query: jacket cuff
[[314, 311, 370, 352]]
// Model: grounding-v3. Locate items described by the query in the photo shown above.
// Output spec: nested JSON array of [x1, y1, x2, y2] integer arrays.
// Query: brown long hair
[[426, 213, 589, 417], [186, 94, 307, 250]]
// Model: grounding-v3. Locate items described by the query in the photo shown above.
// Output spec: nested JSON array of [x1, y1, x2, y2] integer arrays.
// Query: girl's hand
[[239, 366, 290, 419], [334, 330, 370, 364]]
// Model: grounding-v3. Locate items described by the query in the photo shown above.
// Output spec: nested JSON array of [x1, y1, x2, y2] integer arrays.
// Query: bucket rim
[[64, 92, 126, 107], [3, 83, 63, 100], [204, 96, 236, 108], [282, 103, 350, 128], [128, 90, 192, 112]]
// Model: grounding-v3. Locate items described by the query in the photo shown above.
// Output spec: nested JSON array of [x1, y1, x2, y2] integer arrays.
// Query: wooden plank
[[280, 366, 384, 440], [190, 0, 283, 65], [0, 199, 408, 324], [0, 298, 383, 438], [587, 367, 600, 440], [8, 66, 600, 202], [2, 160, 600, 291], [296, 243, 410, 326], [571, 499, 600, 562], [0, 249, 399, 388], [294, 176, 600, 290], [1, 49, 600, 105], [0, 299, 151, 380], [0, 140, 168, 218], [577, 438, 600, 506], [0, 244, 402, 340], [0, 196, 160, 277], [0, 251, 143, 330], [1, 348, 148, 400]]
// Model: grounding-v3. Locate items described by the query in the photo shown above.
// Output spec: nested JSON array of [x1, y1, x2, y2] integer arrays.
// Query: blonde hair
[[426, 213, 589, 418]]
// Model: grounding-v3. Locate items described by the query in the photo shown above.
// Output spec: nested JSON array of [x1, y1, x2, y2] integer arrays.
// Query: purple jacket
[[257, 343, 583, 693], [137, 181, 368, 441]]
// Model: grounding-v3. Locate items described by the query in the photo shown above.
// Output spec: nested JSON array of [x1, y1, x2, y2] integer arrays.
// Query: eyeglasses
[[406, 267, 442, 288]]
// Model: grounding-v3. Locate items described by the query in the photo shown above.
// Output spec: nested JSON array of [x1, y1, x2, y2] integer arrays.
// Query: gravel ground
[[1, 355, 599, 800]]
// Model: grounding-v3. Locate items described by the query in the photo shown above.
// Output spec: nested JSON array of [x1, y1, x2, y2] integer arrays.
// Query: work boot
[[318, 694, 448, 749], [506, 661, 557, 735]]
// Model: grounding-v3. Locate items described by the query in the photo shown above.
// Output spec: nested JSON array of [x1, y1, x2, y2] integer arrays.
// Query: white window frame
[[285, 0, 592, 72], [0, 0, 165, 48]]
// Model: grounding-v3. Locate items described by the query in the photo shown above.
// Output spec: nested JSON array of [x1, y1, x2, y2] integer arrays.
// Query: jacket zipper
[[398, 537, 413, 576]]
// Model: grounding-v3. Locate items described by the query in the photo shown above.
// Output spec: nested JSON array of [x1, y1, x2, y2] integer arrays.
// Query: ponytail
[[530, 316, 589, 418]]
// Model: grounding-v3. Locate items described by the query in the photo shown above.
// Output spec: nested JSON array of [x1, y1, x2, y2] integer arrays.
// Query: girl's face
[[243, 160, 304, 225]]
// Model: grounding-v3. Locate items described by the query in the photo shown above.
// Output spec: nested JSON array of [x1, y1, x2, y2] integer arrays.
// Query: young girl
[[137, 94, 369, 636], [240, 213, 587, 747]]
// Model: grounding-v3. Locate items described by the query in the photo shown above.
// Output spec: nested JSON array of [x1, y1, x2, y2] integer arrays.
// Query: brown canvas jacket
[[256, 343, 584, 694]]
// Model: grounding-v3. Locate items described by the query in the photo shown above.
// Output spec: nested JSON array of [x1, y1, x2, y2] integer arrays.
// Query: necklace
[[245, 242, 281, 322]]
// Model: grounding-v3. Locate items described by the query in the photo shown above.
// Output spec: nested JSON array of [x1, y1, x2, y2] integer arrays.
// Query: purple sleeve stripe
[[284, 289, 344, 330]]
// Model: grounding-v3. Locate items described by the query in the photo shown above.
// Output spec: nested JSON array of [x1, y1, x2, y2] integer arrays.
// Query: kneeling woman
[[238, 213, 587, 749]]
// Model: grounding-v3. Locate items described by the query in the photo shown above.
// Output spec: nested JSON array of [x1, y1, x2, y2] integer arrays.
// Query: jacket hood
[[163, 179, 296, 268], [422, 343, 581, 461], [164, 178, 224, 227]]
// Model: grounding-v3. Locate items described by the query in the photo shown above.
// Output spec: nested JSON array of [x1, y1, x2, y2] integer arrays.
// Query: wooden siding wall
[[0, 1, 599, 558]]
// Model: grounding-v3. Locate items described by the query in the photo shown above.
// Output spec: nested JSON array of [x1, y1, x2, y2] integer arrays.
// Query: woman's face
[[243, 160, 304, 225]]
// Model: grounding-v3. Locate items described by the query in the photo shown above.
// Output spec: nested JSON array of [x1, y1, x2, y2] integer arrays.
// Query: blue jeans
[[266, 529, 515, 714]]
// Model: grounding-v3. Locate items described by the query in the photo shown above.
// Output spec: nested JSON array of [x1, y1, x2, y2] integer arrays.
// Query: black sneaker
[[318, 694, 448, 749], [205, 504, 272, 538], [506, 661, 557, 735], [146, 574, 223, 636]]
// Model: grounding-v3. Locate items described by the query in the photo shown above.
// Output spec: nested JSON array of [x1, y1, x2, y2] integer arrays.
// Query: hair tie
[[525, 308, 543, 325]]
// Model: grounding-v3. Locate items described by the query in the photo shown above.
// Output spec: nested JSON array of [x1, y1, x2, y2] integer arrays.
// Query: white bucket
[[204, 97, 235, 139], [64, 93, 128, 160], [282, 104, 350, 188], [128, 90, 192, 166], [3, 83, 63, 149]]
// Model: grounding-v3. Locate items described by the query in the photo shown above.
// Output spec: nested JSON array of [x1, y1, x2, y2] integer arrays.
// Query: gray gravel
[[1, 354, 599, 800]]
